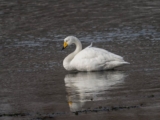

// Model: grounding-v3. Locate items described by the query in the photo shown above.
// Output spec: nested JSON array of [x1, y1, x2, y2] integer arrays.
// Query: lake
[[0, 0, 160, 120]]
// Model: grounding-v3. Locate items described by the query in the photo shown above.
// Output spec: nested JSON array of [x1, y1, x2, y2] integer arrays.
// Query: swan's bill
[[62, 42, 68, 50]]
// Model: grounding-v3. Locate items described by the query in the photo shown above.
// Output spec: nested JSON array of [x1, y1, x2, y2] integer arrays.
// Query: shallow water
[[0, 0, 160, 120]]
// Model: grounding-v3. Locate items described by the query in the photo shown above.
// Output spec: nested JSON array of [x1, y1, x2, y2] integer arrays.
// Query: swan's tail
[[122, 61, 130, 64], [115, 61, 130, 67], [105, 61, 130, 70]]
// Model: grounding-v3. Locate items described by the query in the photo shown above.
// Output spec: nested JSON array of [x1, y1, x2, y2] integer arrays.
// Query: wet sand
[[0, 0, 160, 120]]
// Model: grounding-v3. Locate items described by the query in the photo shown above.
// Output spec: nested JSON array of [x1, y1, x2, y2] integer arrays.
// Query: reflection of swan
[[62, 36, 129, 71], [64, 71, 127, 112]]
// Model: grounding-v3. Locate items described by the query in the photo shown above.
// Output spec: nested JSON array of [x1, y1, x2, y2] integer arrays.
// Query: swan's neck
[[63, 39, 82, 70]]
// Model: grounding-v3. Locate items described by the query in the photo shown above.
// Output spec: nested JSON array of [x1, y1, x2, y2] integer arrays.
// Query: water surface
[[0, 0, 160, 120]]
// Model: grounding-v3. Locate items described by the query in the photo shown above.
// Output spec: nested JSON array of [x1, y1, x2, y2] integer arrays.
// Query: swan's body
[[62, 36, 129, 71]]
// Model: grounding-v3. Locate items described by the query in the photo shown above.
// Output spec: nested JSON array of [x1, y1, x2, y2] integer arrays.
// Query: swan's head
[[62, 36, 78, 50]]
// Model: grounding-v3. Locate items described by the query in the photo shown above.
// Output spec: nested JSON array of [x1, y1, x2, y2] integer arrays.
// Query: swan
[[62, 36, 129, 71]]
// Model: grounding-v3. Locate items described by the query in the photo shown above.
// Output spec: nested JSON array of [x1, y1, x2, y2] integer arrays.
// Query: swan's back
[[70, 46, 129, 71]]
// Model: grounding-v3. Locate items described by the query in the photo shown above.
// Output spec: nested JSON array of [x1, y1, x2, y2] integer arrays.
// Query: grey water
[[0, 0, 160, 120]]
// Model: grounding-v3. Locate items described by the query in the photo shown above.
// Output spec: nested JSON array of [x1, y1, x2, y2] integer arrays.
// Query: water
[[0, 0, 160, 120]]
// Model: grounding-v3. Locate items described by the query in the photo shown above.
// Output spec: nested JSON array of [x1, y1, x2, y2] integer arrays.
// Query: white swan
[[62, 36, 129, 71]]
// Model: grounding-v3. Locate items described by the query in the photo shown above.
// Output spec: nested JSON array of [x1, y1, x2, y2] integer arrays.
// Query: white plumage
[[62, 36, 129, 71]]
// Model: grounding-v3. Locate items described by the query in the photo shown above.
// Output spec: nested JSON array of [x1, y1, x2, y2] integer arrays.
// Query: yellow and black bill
[[62, 42, 68, 50]]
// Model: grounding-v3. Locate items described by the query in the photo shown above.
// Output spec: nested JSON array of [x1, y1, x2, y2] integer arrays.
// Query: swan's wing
[[70, 47, 125, 71]]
